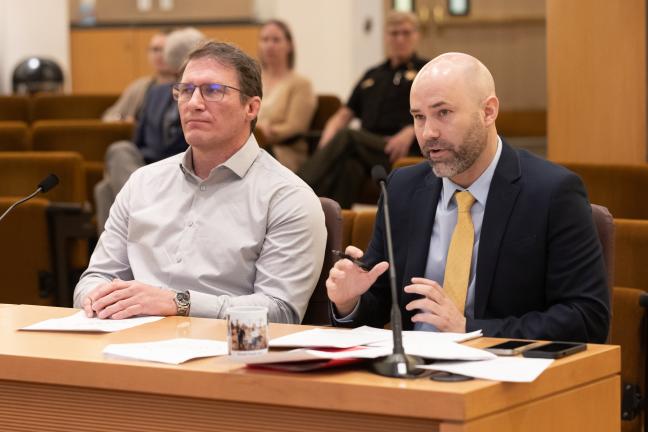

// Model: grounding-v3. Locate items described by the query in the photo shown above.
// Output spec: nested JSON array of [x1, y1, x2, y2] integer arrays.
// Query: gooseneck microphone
[[370, 166, 425, 378], [0, 174, 59, 224]]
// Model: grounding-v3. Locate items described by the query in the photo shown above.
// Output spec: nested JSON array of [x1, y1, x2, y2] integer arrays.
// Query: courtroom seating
[[497, 110, 547, 157], [31, 120, 134, 205], [341, 209, 355, 249], [351, 209, 377, 251], [496, 110, 547, 137], [610, 218, 648, 432], [0, 197, 56, 305], [30, 94, 119, 121], [0, 121, 30, 150], [0, 152, 90, 307], [310, 95, 342, 131], [0, 151, 86, 203], [561, 162, 648, 220], [0, 95, 30, 122], [306, 94, 342, 154], [302, 197, 342, 326], [393, 156, 425, 170], [591, 204, 615, 294]]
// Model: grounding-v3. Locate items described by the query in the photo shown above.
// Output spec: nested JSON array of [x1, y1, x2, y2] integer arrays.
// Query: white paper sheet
[[269, 328, 391, 348], [419, 356, 554, 382], [21, 310, 163, 333], [103, 338, 228, 365], [231, 345, 393, 364], [353, 326, 483, 344]]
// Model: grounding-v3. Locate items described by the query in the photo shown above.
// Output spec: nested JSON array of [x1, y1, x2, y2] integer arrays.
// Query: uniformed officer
[[298, 11, 427, 208]]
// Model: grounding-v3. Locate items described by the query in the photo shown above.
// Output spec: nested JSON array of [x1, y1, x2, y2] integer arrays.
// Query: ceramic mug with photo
[[226, 306, 269, 357]]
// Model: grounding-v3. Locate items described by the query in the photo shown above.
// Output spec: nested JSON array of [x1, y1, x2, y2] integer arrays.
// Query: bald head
[[409, 52, 500, 187], [413, 52, 495, 107]]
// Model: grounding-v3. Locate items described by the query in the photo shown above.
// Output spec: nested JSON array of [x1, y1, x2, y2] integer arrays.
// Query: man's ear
[[246, 96, 261, 121], [483, 95, 499, 127]]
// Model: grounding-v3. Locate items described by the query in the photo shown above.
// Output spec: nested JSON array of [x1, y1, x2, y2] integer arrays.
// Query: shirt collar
[[179, 134, 261, 180], [440, 136, 503, 210]]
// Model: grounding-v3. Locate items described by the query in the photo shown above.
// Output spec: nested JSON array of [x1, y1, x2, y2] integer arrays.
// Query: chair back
[[0, 96, 30, 122], [309, 95, 341, 131], [302, 197, 342, 325], [352, 210, 378, 251], [341, 209, 356, 250], [562, 162, 648, 220], [0, 197, 55, 305], [31, 94, 118, 121], [610, 218, 648, 431], [0, 121, 30, 151], [0, 152, 86, 203], [31, 120, 133, 161], [591, 204, 615, 291]]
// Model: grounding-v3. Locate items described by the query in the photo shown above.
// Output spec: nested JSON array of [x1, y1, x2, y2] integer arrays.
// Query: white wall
[[0, 0, 70, 94], [257, 0, 384, 101]]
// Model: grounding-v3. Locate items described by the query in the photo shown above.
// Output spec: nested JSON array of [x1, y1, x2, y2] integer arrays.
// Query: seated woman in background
[[102, 29, 175, 122], [255, 20, 316, 172]]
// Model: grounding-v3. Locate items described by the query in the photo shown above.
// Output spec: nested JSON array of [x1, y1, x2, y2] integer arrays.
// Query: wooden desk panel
[[0, 305, 620, 431]]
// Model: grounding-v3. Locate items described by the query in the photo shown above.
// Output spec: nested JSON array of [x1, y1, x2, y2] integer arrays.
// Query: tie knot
[[455, 190, 475, 212]]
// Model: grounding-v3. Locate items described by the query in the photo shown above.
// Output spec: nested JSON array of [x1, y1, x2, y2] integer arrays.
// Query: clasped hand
[[83, 279, 176, 319]]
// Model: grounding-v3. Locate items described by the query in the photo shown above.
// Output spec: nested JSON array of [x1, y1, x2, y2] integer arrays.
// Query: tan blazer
[[257, 72, 316, 172]]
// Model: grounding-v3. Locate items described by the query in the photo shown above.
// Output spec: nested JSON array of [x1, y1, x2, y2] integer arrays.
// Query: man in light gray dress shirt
[[74, 41, 327, 324]]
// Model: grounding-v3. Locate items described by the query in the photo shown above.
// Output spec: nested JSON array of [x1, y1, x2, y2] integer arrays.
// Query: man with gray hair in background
[[94, 27, 205, 233], [75, 41, 326, 324]]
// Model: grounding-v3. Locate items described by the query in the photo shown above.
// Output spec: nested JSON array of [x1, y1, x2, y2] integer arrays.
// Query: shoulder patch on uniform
[[361, 78, 375, 89], [405, 70, 418, 81]]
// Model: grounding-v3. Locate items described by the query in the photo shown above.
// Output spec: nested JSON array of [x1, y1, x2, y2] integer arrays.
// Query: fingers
[[92, 284, 134, 313], [83, 296, 94, 318], [96, 297, 133, 319], [368, 261, 389, 280], [110, 304, 143, 320], [344, 245, 364, 259], [403, 278, 444, 302]]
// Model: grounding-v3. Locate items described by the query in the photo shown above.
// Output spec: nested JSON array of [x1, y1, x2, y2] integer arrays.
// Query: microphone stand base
[[371, 353, 426, 378]]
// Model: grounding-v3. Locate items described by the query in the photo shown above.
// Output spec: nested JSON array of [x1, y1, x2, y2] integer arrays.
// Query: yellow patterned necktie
[[443, 190, 476, 314]]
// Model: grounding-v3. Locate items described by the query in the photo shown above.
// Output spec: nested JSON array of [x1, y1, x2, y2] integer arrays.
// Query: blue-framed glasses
[[172, 83, 245, 102]]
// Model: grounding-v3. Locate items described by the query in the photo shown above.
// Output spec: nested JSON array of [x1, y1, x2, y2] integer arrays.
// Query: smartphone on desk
[[522, 341, 587, 359], [483, 340, 539, 356]]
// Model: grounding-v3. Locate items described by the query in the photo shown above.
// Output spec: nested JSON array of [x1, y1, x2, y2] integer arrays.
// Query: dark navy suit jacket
[[337, 142, 610, 343]]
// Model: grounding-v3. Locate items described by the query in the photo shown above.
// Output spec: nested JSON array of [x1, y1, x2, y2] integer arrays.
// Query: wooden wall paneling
[[70, 28, 138, 94], [546, 0, 647, 164]]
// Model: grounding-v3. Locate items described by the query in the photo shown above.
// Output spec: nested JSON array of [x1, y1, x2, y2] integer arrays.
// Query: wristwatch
[[174, 290, 191, 316]]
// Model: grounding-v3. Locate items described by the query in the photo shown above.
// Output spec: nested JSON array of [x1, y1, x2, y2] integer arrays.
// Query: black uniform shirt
[[346, 54, 428, 137]]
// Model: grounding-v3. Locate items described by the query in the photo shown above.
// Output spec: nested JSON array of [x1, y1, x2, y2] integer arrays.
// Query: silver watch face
[[176, 291, 190, 305]]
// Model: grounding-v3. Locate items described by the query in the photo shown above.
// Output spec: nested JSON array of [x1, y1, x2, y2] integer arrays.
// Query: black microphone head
[[37, 174, 59, 193], [371, 165, 388, 184]]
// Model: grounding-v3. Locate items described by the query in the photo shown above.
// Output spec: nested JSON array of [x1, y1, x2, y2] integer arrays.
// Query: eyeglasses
[[387, 29, 415, 38], [172, 83, 245, 102]]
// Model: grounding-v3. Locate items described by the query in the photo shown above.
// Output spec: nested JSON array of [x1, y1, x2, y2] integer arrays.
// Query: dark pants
[[298, 129, 388, 208]]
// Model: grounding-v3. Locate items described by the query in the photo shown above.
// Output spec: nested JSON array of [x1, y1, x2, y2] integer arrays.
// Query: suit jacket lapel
[[401, 172, 442, 325], [474, 142, 522, 318]]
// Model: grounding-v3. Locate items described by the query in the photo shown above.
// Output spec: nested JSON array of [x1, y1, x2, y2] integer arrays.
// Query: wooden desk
[[0, 305, 620, 432]]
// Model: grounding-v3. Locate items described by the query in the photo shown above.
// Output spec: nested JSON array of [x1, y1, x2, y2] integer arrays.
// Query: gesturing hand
[[326, 246, 389, 316]]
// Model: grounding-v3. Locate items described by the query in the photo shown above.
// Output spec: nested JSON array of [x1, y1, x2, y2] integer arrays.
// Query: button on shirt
[[416, 137, 502, 331], [74, 135, 327, 323]]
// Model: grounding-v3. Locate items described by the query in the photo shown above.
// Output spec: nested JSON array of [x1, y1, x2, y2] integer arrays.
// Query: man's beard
[[425, 116, 487, 179]]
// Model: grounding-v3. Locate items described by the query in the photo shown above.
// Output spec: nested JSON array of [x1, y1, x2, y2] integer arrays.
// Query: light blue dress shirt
[[415, 137, 502, 331]]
